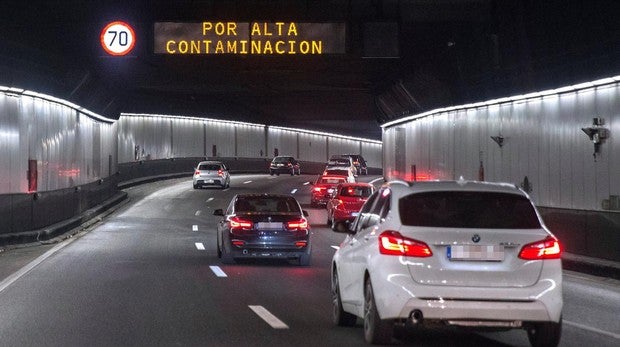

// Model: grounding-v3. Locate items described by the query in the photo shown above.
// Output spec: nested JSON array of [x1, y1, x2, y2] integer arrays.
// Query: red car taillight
[[231, 240, 246, 247], [519, 237, 562, 260], [379, 230, 432, 257], [294, 240, 308, 248], [334, 199, 346, 210], [313, 187, 323, 192], [287, 218, 308, 230], [194, 170, 200, 175], [218, 169, 224, 177], [229, 217, 253, 231]]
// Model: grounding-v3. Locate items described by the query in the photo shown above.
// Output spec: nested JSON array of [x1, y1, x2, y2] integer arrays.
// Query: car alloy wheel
[[364, 278, 393, 344], [332, 269, 357, 326]]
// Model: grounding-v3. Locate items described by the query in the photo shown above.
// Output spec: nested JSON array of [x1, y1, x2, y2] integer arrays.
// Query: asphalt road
[[0, 174, 619, 346]]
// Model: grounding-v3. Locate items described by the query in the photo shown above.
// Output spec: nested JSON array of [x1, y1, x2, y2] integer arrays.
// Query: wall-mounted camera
[[581, 117, 609, 158]]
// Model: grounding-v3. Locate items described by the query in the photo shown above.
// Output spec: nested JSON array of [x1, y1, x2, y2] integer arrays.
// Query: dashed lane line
[[195, 242, 205, 250], [192, 225, 198, 231], [331, 245, 340, 250], [195, 210, 201, 216], [209, 266, 228, 277], [564, 320, 620, 340], [249, 305, 289, 329], [291, 189, 298, 194], [303, 182, 310, 185], [243, 181, 253, 184], [206, 197, 214, 202]]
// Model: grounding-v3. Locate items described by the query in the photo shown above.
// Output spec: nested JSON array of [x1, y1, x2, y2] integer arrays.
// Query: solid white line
[[564, 320, 620, 340], [195, 210, 201, 216], [243, 181, 252, 184], [206, 197, 214, 202], [0, 237, 77, 293], [209, 266, 228, 277], [192, 225, 198, 231], [303, 182, 310, 185], [249, 305, 289, 329], [290, 189, 298, 194], [195, 242, 205, 250], [331, 245, 340, 250]]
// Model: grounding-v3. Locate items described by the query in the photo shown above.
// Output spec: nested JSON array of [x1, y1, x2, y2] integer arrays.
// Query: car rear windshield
[[340, 186, 373, 197], [236, 197, 301, 213], [399, 191, 541, 229], [273, 157, 292, 163], [325, 170, 348, 176], [319, 177, 346, 184], [199, 164, 220, 170]]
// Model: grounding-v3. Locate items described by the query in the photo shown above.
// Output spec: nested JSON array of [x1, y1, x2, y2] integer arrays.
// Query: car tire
[[290, 170, 295, 176], [193, 184, 199, 189], [217, 242, 222, 258], [220, 245, 235, 265], [270, 170, 274, 176], [326, 212, 332, 226], [298, 247, 311, 266], [527, 317, 562, 347], [332, 269, 357, 327], [364, 279, 393, 345], [331, 219, 338, 231]]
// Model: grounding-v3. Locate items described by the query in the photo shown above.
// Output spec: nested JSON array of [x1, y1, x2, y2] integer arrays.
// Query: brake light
[[334, 200, 345, 210], [294, 240, 308, 248], [231, 240, 246, 247], [313, 187, 323, 192], [194, 170, 200, 175], [218, 169, 224, 177], [229, 217, 253, 231], [287, 218, 308, 230], [519, 237, 562, 260], [379, 231, 432, 257]]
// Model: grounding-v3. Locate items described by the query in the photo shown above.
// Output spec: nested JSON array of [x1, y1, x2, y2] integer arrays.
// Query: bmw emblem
[[472, 234, 481, 243]]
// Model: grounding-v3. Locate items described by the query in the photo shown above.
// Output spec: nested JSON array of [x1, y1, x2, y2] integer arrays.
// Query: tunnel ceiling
[[1, 0, 619, 140]]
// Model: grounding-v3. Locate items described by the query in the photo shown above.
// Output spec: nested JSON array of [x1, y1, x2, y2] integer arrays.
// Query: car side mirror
[[302, 210, 309, 217], [213, 209, 225, 216]]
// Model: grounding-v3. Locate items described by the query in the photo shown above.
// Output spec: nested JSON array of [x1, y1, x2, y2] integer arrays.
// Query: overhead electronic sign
[[154, 22, 346, 55]]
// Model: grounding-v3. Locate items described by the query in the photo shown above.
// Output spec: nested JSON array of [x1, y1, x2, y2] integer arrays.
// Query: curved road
[[0, 174, 618, 346]]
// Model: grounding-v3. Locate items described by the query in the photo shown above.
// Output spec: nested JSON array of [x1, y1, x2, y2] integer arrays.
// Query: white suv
[[331, 179, 563, 346]]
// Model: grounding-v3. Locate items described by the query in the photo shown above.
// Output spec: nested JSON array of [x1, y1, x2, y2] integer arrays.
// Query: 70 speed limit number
[[100, 21, 136, 56]]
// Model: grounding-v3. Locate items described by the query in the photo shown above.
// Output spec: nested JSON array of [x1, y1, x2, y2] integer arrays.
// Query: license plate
[[447, 245, 504, 261], [206, 179, 214, 183], [256, 222, 283, 229]]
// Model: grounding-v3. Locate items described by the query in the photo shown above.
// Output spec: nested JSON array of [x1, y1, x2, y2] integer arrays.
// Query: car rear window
[[325, 169, 348, 176], [340, 186, 373, 197], [273, 157, 292, 163], [319, 177, 346, 184], [236, 197, 301, 213], [199, 164, 220, 170], [399, 191, 541, 229]]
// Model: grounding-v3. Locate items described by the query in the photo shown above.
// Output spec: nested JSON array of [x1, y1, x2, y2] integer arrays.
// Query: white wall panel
[[382, 78, 620, 211], [172, 118, 204, 158], [236, 124, 265, 158], [327, 137, 360, 157], [267, 128, 298, 158], [360, 142, 382, 169], [298, 133, 327, 162]]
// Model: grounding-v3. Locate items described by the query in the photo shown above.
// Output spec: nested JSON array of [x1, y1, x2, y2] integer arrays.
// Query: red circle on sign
[[100, 21, 136, 56]]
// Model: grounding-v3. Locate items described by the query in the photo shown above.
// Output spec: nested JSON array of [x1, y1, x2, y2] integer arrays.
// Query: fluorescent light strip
[[121, 112, 265, 128], [381, 74, 620, 129]]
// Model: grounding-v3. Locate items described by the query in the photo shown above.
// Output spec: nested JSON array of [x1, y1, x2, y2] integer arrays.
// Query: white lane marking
[[223, 188, 230, 191], [209, 266, 228, 277], [331, 245, 340, 250], [206, 197, 214, 202], [192, 225, 198, 231], [243, 181, 252, 184], [303, 181, 310, 185], [564, 320, 620, 340], [195, 242, 205, 250], [290, 189, 298, 194], [195, 210, 202, 216], [369, 177, 385, 184], [0, 236, 78, 294], [249, 305, 289, 329]]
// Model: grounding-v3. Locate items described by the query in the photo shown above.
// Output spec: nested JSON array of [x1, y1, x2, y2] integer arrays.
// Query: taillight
[[287, 218, 308, 230], [231, 240, 246, 247], [379, 230, 432, 257], [229, 217, 253, 231], [218, 169, 224, 177], [519, 237, 562, 260], [294, 240, 308, 248], [194, 170, 200, 175], [313, 187, 323, 192], [334, 200, 345, 210]]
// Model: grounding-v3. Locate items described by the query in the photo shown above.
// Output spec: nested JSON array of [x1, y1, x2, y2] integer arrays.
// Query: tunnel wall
[[117, 114, 383, 169], [382, 77, 620, 261], [0, 86, 119, 235]]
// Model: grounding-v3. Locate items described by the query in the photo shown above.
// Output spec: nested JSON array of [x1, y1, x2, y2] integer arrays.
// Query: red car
[[310, 176, 348, 207], [326, 182, 375, 230]]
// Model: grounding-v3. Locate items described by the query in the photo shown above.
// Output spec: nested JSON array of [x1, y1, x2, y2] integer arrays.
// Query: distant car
[[326, 182, 374, 230], [327, 155, 357, 175], [192, 161, 230, 189], [269, 156, 301, 176], [331, 180, 563, 346], [342, 154, 368, 175], [310, 175, 348, 207], [214, 194, 311, 266], [322, 167, 356, 183]]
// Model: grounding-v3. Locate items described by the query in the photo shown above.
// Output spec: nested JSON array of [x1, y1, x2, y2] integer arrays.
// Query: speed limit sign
[[100, 21, 136, 56]]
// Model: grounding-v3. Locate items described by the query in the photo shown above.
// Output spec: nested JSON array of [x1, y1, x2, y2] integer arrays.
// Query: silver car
[[192, 161, 230, 189], [332, 179, 563, 346]]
